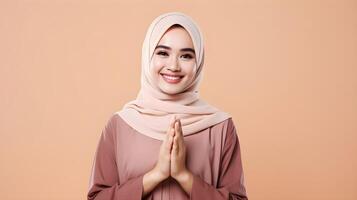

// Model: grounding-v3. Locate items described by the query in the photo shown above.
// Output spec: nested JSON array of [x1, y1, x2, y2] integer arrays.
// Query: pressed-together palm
[[154, 116, 188, 180]]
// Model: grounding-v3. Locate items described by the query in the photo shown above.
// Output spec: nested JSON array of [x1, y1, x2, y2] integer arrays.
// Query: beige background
[[1, 0, 356, 199]]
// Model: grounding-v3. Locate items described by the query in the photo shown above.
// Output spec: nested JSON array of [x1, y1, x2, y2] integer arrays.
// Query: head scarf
[[116, 12, 231, 141]]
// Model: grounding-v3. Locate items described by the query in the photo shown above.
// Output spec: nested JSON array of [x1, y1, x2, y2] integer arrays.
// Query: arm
[[188, 118, 248, 200], [87, 116, 144, 200], [142, 167, 166, 197]]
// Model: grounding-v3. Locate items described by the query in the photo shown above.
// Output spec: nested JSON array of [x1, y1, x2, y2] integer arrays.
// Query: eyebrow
[[155, 45, 195, 54]]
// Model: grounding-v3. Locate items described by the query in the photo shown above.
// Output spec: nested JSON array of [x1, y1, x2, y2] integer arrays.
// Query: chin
[[159, 84, 186, 95], [161, 88, 183, 95]]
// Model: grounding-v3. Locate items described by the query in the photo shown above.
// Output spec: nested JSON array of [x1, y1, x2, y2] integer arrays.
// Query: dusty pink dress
[[87, 113, 248, 200]]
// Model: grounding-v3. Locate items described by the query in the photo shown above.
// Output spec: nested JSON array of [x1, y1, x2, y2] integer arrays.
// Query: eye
[[156, 51, 168, 56], [181, 54, 194, 59]]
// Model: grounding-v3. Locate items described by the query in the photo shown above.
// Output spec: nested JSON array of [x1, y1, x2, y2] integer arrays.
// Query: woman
[[87, 12, 248, 200]]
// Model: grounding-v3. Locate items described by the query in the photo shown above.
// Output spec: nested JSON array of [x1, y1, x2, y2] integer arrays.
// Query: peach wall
[[0, 0, 356, 199]]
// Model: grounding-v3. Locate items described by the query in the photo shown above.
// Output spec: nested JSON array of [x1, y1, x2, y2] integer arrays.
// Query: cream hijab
[[117, 12, 231, 141]]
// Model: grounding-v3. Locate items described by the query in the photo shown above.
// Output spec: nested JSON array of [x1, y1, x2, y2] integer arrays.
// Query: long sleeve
[[87, 116, 144, 200], [189, 118, 248, 200]]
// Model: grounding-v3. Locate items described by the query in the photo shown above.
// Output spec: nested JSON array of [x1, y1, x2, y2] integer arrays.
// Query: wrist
[[151, 167, 168, 183], [173, 170, 193, 184], [142, 167, 168, 198]]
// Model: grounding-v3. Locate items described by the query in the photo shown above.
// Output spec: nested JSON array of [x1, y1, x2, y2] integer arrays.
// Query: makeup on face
[[155, 45, 195, 84], [151, 26, 197, 94]]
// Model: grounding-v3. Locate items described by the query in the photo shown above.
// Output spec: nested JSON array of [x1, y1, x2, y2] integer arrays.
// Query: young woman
[[87, 12, 248, 200]]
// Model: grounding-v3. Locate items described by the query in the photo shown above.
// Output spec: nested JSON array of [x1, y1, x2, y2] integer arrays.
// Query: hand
[[152, 115, 176, 182], [170, 118, 189, 180], [170, 118, 193, 196]]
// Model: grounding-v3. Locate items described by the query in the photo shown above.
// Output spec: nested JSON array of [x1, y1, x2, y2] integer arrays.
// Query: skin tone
[[142, 117, 193, 198], [150, 26, 197, 94], [142, 26, 196, 197]]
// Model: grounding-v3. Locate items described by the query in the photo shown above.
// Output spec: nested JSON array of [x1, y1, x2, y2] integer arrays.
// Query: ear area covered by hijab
[[117, 12, 231, 141]]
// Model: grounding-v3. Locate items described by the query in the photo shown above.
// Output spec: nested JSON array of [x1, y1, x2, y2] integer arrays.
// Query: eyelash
[[156, 51, 193, 59]]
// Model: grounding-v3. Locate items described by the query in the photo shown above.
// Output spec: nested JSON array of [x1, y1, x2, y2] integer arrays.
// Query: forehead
[[157, 26, 194, 49]]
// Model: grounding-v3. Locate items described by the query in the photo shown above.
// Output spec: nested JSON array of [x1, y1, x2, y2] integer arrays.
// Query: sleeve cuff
[[189, 174, 229, 200], [116, 175, 144, 199]]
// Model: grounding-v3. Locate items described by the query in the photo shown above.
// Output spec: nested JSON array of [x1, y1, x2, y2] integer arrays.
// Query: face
[[150, 26, 197, 95]]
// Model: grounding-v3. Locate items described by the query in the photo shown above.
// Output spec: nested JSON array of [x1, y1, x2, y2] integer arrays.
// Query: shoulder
[[100, 113, 122, 139], [226, 117, 237, 134], [102, 113, 135, 138], [209, 117, 238, 143], [105, 113, 127, 130], [215, 117, 237, 134], [220, 117, 239, 147]]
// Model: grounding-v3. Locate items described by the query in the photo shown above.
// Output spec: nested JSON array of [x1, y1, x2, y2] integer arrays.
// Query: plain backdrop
[[0, 0, 356, 199]]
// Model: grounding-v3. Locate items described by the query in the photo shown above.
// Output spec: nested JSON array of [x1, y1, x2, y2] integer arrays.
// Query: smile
[[160, 73, 184, 84]]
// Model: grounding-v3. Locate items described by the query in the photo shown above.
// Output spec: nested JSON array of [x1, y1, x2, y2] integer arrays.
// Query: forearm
[[174, 170, 193, 197], [142, 168, 165, 198]]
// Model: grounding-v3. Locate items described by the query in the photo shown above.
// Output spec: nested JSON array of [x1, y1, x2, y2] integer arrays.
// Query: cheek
[[151, 56, 165, 74], [182, 62, 197, 78]]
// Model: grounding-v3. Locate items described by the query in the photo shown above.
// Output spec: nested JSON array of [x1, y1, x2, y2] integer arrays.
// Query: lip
[[160, 73, 184, 84], [160, 73, 184, 77]]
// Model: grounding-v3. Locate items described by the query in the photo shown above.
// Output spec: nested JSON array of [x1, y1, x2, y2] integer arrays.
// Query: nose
[[167, 57, 181, 71]]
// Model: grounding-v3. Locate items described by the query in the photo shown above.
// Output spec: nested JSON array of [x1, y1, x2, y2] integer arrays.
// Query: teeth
[[163, 75, 181, 80]]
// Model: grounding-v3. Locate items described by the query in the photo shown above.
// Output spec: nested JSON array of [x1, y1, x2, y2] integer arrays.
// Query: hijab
[[116, 11, 231, 141]]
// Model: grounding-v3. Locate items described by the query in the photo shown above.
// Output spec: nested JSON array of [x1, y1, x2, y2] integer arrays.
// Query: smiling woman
[[151, 24, 197, 94], [87, 12, 248, 200]]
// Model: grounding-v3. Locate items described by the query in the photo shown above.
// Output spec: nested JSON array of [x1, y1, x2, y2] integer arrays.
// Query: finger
[[174, 120, 179, 135], [167, 133, 173, 150], [172, 135, 179, 153], [175, 120, 183, 139], [169, 126, 175, 142], [168, 115, 176, 137], [165, 127, 174, 149], [170, 127, 175, 140], [175, 120, 185, 149], [178, 119, 183, 136]]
